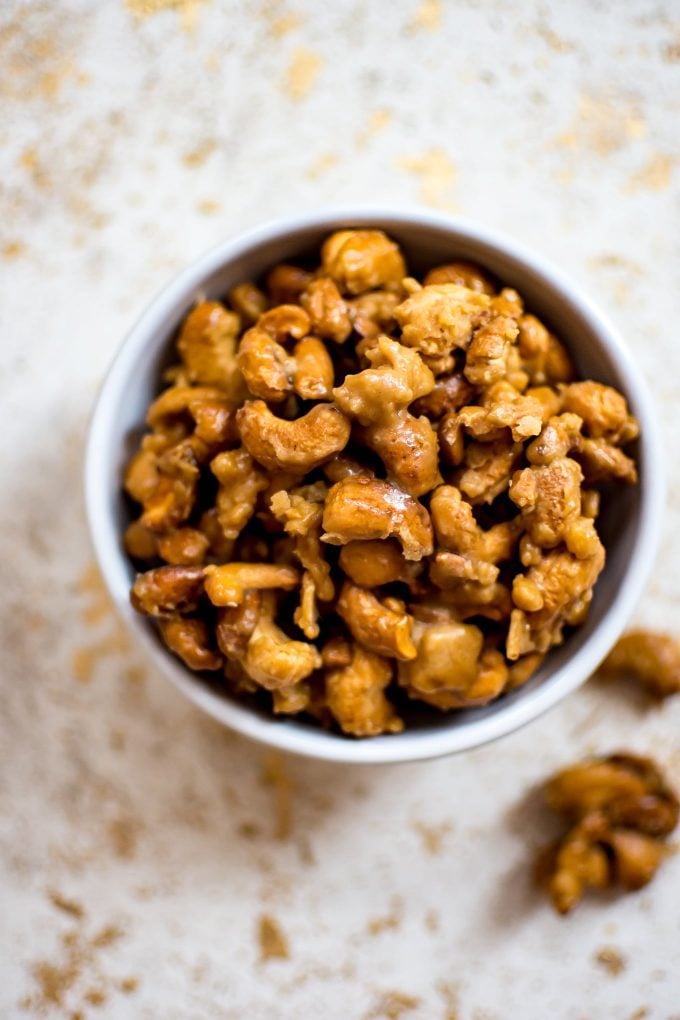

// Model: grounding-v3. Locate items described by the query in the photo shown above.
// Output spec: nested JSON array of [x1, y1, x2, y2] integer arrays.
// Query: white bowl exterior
[[85, 207, 663, 764]]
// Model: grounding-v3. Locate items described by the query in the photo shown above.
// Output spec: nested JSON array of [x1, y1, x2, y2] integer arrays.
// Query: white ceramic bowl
[[85, 207, 663, 764]]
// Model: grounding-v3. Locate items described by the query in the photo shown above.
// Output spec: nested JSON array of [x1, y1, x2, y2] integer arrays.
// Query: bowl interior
[[88, 212, 657, 763]]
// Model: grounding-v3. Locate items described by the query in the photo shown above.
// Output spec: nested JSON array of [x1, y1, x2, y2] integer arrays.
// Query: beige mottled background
[[2, 1, 680, 1017]]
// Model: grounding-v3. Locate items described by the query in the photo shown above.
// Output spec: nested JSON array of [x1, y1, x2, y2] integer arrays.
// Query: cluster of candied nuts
[[123, 228, 640, 737], [600, 629, 680, 698], [537, 753, 679, 913]]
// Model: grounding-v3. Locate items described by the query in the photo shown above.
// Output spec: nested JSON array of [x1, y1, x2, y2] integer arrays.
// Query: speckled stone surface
[[2, 1, 680, 1017]]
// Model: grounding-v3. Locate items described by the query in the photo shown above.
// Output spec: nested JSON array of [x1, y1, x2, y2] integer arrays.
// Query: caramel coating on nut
[[538, 753, 679, 913], [177, 301, 244, 398], [292, 336, 334, 400], [322, 476, 433, 561], [599, 630, 680, 698], [130, 565, 205, 617], [211, 448, 268, 541], [237, 400, 351, 472], [337, 581, 417, 661], [424, 261, 495, 294], [158, 617, 222, 671], [325, 642, 403, 737], [301, 277, 352, 344], [333, 334, 434, 425], [321, 229, 406, 295], [339, 539, 422, 590], [204, 562, 300, 607], [394, 283, 491, 357], [244, 594, 322, 690]]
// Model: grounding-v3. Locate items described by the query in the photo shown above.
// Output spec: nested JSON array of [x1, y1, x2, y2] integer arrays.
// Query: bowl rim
[[84, 205, 664, 764]]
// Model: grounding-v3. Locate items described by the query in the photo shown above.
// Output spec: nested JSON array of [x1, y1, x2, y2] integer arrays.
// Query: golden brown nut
[[453, 382, 545, 443], [599, 630, 680, 698], [509, 458, 583, 549], [455, 439, 523, 504], [236, 325, 295, 402], [338, 539, 422, 590], [215, 591, 262, 659], [131, 565, 205, 617], [157, 527, 210, 566], [198, 508, 236, 561], [337, 581, 417, 661], [146, 385, 236, 444], [538, 753, 679, 913], [158, 617, 222, 670], [332, 334, 434, 426], [410, 371, 476, 420], [237, 400, 351, 472], [211, 448, 268, 541], [348, 290, 400, 338], [228, 282, 268, 325], [124, 520, 159, 561], [325, 642, 403, 736], [561, 381, 639, 444], [573, 436, 638, 485], [424, 261, 495, 294], [266, 263, 314, 304], [506, 538, 606, 659], [243, 593, 321, 690], [321, 229, 406, 295], [525, 413, 582, 465], [269, 484, 334, 602], [272, 682, 312, 715], [140, 436, 208, 534], [322, 476, 434, 561], [359, 410, 441, 497], [394, 284, 491, 358], [300, 277, 352, 343], [176, 301, 244, 398], [430, 485, 518, 585], [399, 618, 485, 698], [491, 287, 523, 319], [204, 562, 300, 607], [292, 336, 335, 399], [464, 314, 519, 387]]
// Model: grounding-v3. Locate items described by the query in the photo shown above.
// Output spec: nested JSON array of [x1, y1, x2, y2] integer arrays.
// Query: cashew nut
[[237, 400, 351, 472], [322, 476, 434, 561], [204, 562, 300, 607], [337, 581, 417, 661]]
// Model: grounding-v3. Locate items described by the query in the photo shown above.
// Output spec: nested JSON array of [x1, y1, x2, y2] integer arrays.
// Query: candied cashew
[[339, 539, 423, 590], [322, 476, 433, 561], [130, 565, 205, 617], [573, 436, 638, 485], [464, 314, 519, 387], [237, 325, 295, 402], [526, 413, 582, 465], [270, 483, 334, 602], [411, 371, 476, 420], [506, 538, 605, 659], [272, 682, 312, 715], [158, 617, 222, 671], [204, 562, 300, 607], [266, 263, 314, 304], [394, 283, 491, 358], [538, 753, 679, 913], [124, 520, 159, 561], [399, 618, 487, 701], [228, 282, 268, 325], [337, 581, 417, 661], [176, 301, 244, 398], [325, 643, 403, 737], [140, 436, 208, 533], [561, 381, 639, 444], [211, 448, 268, 540], [332, 334, 434, 425], [509, 457, 584, 548], [301, 277, 352, 343], [237, 400, 351, 472], [294, 571, 320, 639], [430, 485, 518, 585], [321, 229, 406, 295], [244, 594, 322, 690], [216, 591, 262, 659], [146, 385, 236, 446], [348, 290, 400, 338], [424, 261, 495, 294], [157, 527, 210, 565], [292, 336, 334, 399], [599, 630, 680, 698], [455, 439, 523, 504], [359, 410, 441, 497]]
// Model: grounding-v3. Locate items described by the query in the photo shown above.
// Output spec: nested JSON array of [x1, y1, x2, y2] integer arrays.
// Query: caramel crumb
[[124, 0, 207, 31], [119, 976, 140, 994], [626, 153, 675, 193], [594, 946, 627, 976], [261, 751, 294, 840], [269, 11, 303, 37], [424, 909, 439, 932], [408, 0, 442, 32], [84, 987, 107, 1006], [536, 24, 575, 52], [356, 109, 392, 147], [306, 152, 338, 179], [398, 148, 457, 209], [412, 819, 451, 855], [183, 140, 217, 167], [282, 47, 323, 100], [107, 817, 139, 859], [258, 914, 290, 962], [31, 956, 81, 1008], [197, 199, 221, 215], [553, 93, 646, 155], [48, 890, 85, 920], [365, 991, 421, 1019], [76, 563, 114, 627], [438, 980, 460, 1020], [3, 241, 25, 259], [367, 896, 403, 936], [91, 924, 124, 949]]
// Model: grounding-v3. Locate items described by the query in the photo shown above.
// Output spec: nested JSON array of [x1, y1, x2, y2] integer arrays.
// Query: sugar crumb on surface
[[366, 896, 403, 936], [260, 752, 294, 840], [282, 47, 323, 100], [398, 148, 457, 209], [411, 819, 452, 855], [593, 946, 627, 976], [124, 0, 208, 31], [356, 109, 392, 147], [364, 990, 421, 1019], [408, 0, 442, 32], [48, 889, 85, 920], [258, 914, 290, 962], [306, 152, 338, 179], [626, 153, 675, 192]]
